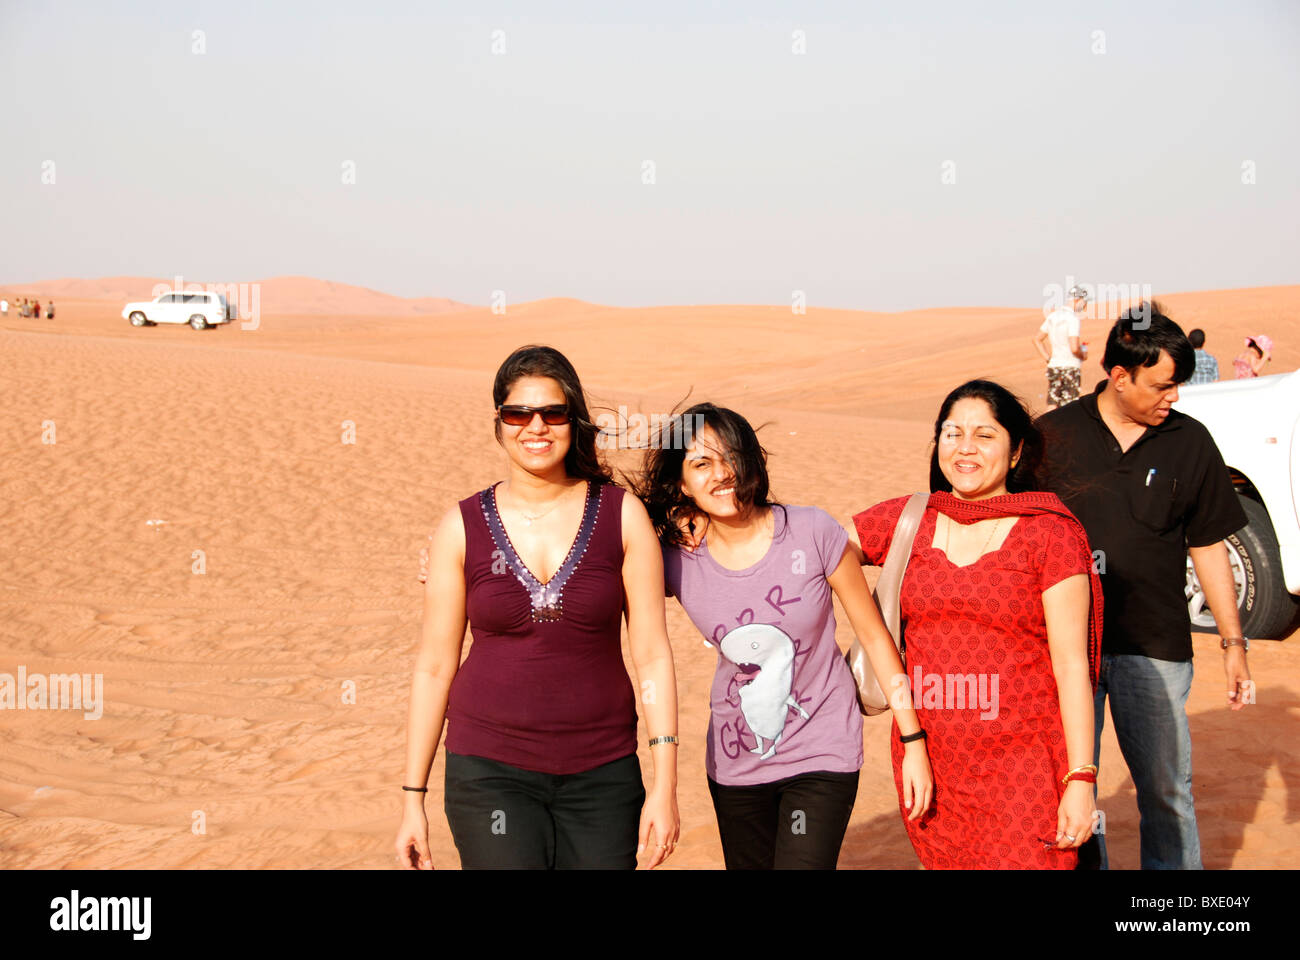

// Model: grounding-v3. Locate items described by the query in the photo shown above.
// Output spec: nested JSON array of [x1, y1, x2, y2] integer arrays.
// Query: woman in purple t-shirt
[[631, 402, 932, 869]]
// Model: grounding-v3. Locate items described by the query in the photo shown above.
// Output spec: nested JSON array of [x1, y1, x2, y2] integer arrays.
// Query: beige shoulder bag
[[845, 492, 928, 716]]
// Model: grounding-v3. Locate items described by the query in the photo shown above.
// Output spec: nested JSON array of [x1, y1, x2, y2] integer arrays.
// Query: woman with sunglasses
[[632, 403, 932, 869], [399, 344, 679, 869]]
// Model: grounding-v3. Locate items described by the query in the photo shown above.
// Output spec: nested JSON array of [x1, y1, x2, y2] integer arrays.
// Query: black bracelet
[[402, 785, 428, 792], [899, 729, 927, 744]]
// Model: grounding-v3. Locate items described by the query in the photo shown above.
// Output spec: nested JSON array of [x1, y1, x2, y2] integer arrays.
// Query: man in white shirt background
[[1034, 282, 1088, 409]]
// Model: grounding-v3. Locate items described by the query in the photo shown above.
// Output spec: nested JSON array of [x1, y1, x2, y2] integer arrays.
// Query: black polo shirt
[[1036, 381, 1247, 662]]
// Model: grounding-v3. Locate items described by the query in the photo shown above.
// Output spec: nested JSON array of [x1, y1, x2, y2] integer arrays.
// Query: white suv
[[123, 291, 235, 330], [1174, 368, 1300, 639]]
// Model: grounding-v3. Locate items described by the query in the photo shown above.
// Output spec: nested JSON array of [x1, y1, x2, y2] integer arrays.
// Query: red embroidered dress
[[853, 492, 1100, 869]]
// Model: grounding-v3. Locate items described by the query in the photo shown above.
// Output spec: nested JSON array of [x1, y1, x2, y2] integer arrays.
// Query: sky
[[2, 0, 1297, 310]]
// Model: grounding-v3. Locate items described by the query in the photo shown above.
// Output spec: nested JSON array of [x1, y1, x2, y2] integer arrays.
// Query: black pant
[[443, 750, 645, 869], [707, 769, 860, 869]]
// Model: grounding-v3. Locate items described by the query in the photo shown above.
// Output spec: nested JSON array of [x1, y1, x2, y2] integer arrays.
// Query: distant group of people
[[0, 297, 54, 319], [1035, 284, 1276, 408], [1187, 328, 1274, 383], [399, 300, 1251, 872]]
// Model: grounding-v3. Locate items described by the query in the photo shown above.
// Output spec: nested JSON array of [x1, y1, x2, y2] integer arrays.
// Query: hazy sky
[[2, 0, 1297, 310]]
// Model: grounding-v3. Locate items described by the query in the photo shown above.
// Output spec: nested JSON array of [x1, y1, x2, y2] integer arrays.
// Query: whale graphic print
[[718, 622, 809, 759]]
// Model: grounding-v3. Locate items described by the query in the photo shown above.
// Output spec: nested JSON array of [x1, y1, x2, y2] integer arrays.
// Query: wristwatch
[[1220, 636, 1249, 652]]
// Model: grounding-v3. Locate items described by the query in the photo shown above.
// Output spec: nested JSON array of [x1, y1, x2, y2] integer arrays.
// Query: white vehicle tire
[[129, 311, 149, 327], [1187, 495, 1300, 640], [189, 314, 208, 330]]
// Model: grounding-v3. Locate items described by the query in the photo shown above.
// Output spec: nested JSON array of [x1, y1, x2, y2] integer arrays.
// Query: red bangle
[[1062, 770, 1096, 785]]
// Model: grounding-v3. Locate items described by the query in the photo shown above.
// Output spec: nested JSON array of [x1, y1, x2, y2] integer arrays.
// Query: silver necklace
[[944, 515, 1002, 561], [508, 486, 573, 526]]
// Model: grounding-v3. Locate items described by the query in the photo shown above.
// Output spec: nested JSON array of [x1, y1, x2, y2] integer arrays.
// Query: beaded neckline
[[480, 480, 600, 622]]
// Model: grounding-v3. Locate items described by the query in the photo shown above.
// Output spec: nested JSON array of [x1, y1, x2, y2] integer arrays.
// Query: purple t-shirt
[[663, 504, 864, 786]]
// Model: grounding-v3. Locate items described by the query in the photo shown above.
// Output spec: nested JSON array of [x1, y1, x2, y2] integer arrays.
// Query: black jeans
[[443, 750, 645, 869], [707, 769, 860, 869]]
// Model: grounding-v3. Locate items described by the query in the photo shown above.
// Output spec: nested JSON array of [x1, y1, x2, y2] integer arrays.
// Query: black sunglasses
[[497, 404, 572, 427]]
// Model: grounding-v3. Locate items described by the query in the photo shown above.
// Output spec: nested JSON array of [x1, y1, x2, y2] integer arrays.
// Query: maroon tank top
[[444, 479, 638, 774]]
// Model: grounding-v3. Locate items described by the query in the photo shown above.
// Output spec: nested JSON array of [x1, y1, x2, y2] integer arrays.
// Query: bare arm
[[621, 493, 680, 867], [1033, 330, 1051, 362], [1043, 574, 1094, 769], [826, 543, 932, 819], [397, 507, 468, 866], [1042, 572, 1096, 848], [826, 544, 920, 734], [1188, 541, 1252, 710], [1069, 335, 1084, 359]]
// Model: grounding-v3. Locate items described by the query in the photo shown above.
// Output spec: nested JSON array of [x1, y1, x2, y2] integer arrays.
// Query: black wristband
[[402, 785, 428, 792], [899, 729, 927, 744]]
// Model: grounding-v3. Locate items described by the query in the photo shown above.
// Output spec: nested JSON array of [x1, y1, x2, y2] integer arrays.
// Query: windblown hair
[[627, 401, 785, 548]]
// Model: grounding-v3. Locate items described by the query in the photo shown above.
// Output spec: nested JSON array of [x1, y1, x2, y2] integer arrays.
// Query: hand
[[900, 742, 933, 821], [395, 807, 434, 870], [1055, 779, 1096, 849], [674, 510, 707, 553], [418, 535, 431, 583], [636, 785, 680, 869], [1224, 646, 1252, 711]]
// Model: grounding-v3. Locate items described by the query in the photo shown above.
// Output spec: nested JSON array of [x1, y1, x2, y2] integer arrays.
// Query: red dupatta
[[927, 489, 1103, 691]]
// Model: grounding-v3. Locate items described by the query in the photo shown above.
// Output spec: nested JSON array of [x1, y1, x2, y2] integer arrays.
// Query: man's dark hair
[[1187, 328, 1206, 349], [1101, 300, 1195, 384]]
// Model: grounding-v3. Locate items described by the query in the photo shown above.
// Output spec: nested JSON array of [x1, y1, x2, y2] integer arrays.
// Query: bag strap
[[872, 492, 928, 650]]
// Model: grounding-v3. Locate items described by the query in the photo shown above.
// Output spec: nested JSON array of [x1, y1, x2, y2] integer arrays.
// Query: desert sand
[[0, 278, 1296, 869]]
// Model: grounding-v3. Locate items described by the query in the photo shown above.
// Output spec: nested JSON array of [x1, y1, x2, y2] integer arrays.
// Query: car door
[[154, 293, 178, 323]]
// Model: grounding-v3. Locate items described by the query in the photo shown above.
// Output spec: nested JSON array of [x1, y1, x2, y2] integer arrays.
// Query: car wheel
[[129, 311, 148, 327], [189, 314, 207, 330], [1187, 495, 1300, 639]]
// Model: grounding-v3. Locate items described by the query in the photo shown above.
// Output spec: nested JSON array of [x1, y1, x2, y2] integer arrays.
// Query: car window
[[159, 294, 178, 303]]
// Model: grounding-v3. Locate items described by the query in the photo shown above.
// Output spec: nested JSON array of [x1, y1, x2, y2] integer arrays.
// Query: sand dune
[[0, 284, 1296, 869], [0, 275, 475, 317]]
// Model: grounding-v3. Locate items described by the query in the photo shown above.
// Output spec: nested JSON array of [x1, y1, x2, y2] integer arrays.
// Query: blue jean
[[1091, 653, 1203, 870]]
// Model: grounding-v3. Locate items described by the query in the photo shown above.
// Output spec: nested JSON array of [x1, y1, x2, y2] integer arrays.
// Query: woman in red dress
[[853, 380, 1103, 869]]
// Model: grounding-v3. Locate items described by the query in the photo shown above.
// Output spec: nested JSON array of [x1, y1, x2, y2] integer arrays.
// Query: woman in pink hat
[[1233, 335, 1273, 378]]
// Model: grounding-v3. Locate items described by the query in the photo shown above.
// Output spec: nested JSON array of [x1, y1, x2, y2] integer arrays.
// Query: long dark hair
[[928, 380, 1043, 493], [628, 401, 785, 548], [492, 345, 614, 485]]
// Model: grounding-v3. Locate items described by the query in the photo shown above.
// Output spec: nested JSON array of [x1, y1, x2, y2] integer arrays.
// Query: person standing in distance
[[1034, 283, 1088, 409], [1036, 302, 1253, 870], [1187, 328, 1219, 384]]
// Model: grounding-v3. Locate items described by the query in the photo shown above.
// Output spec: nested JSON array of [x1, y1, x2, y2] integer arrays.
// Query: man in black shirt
[[1037, 302, 1253, 870]]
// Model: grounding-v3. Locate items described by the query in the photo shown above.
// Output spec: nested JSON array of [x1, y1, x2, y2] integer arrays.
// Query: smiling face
[[680, 424, 743, 519], [936, 398, 1020, 501], [497, 375, 571, 475], [1111, 351, 1180, 427]]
